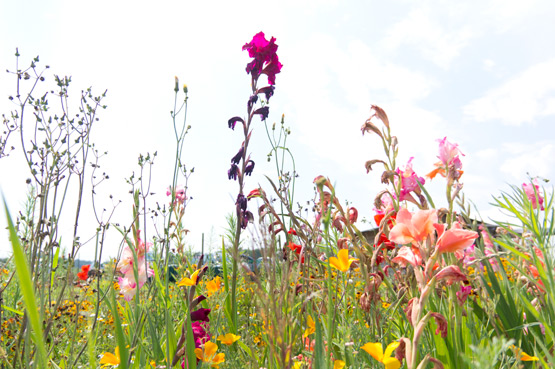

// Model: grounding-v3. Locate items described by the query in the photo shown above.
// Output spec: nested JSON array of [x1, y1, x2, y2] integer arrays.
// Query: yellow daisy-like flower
[[217, 333, 240, 346], [177, 269, 200, 287], [329, 249, 358, 272], [99, 346, 120, 367], [303, 315, 315, 338], [195, 341, 225, 368], [361, 341, 401, 369]]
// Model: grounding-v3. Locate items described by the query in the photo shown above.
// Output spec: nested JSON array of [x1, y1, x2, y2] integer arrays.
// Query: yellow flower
[[334, 359, 346, 369], [329, 249, 358, 272], [99, 346, 120, 367], [206, 276, 222, 296], [194, 341, 225, 368], [361, 341, 401, 369], [303, 315, 315, 338], [217, 333, 240, 346], [177, 269, 200, 287], [512, 345, 539, 361]]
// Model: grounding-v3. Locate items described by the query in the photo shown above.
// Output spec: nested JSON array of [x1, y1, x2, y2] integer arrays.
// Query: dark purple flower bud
[[191, 308, 211, 322], [236, 193, 247, 212], [228, 116, 245, 130], [245, 160, 255, 176], [228, 164, 240, 180], [248, 95, 259, 112], [240, 210, 254, 229], [257, 86, 275, 101], [253, 106, 269, 121], [240, 211, 254, 229], [231, 146, 244, 165]]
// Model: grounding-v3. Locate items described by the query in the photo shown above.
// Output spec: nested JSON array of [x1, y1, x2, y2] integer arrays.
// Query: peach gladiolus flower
[[435, 222, 478, 254], [389, 208, 438, 245], [392, 246, 422, 267], [329, 249, 358, 272]]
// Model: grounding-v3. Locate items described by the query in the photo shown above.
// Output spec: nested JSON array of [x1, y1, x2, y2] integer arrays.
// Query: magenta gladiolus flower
[[191, 308, 211, 322], [192, 321, 210, 348], [523, 179, 544, 210], [243, 32, 282, 85]]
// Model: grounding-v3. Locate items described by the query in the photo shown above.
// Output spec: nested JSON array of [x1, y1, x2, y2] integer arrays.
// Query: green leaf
[[3, 195, 48, 368]]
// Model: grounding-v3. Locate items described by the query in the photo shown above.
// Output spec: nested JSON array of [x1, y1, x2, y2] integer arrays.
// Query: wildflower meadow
[[1, 32, 554, 369]]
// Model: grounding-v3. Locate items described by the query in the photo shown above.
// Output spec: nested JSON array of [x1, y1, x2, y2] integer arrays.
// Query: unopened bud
[[174, 76, 179, 92], [183, 84, 188, 94]]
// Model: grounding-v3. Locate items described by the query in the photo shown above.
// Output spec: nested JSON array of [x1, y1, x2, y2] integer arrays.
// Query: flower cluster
[[116, 230, 155, 301]]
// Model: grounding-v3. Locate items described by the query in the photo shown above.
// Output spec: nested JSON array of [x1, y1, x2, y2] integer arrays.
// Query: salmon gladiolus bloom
[[435, 222, 478, 254], [389, 208, 438, 245]]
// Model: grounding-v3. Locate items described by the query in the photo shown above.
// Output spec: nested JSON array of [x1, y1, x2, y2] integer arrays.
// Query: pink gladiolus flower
[[167, 185, 187, 205], [434, 222, 478, 254], [427, 137, 464, 181], [389, 208, 438, 245], [118, 277, 137, 301], [437, 137, 463, 166], [395, 157, 425, 203], [392, 246, 422, 267], [456, 285, 472, 306], [523, 179, 544, 210]]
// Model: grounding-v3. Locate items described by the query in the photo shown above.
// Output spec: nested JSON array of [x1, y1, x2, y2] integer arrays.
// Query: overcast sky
[[1, 0, 554, 260]]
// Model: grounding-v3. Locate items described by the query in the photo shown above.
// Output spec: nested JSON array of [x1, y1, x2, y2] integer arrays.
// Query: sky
[[1, 0, 554, 261]]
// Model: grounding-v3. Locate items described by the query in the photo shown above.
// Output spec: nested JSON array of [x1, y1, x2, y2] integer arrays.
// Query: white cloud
[[499, 142, 555, 180], [382, 5, 477, 69], [464, 59, 555, 125]]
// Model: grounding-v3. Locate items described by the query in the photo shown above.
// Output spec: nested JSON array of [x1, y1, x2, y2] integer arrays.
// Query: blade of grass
[[3, 195, 47, 368]]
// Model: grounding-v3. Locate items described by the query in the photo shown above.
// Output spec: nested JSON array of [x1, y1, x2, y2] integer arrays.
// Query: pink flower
[[242, 32, 282, 85], [395, 157, 425, 203], [167, 185, 187, 205], [435, 222, 478, 254], [389, 208, 438, 245], [456, 285, 472, 306], [427, 137, 464, 181], [118, 277, 137, 301], [437, 137, 463, 166], [392, 246, 422, 267], [192, 321, 210, 348], [523, 179, 544, 210]]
